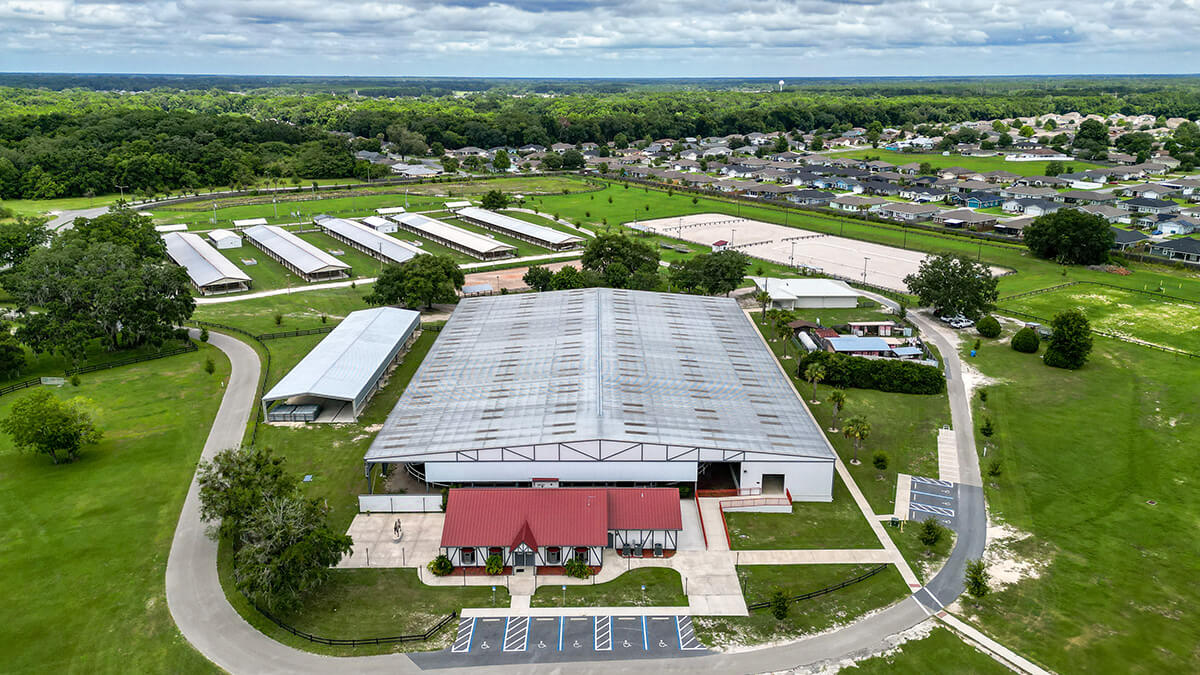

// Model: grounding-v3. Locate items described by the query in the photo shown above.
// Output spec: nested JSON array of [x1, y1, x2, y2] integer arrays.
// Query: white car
[[949, 318, 974, 329]]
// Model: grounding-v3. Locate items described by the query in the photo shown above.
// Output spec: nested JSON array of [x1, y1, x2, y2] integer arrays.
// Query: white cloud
[[0, 0, 1197, 76]]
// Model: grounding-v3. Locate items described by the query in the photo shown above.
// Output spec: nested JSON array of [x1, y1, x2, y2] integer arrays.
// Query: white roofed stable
[[375, 206, 407, 215], [454, 206, 584, 251], [365, 289, 836, 501], [162, 232, 251, 295], [262, 307, 422, 422], [232, 218, 269, 228], [391, 212, 516, 260], [750, 277, 861, 309], [360, 216, 398, 233], [314, 215, 423, 265], [243, 224, 350, 282]]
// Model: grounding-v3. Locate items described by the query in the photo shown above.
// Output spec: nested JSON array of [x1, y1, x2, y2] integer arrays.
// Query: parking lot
[[414, 614, 709, 668], [906, 475, 958, 529]]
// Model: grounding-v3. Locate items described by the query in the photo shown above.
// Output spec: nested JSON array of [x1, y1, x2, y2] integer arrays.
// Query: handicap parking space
[[464, 616, 506, 654], [525, 616, 560, 652], [560, 616, 594, 653], [610, 616, 646, 653], [908, 476, 957, 529]]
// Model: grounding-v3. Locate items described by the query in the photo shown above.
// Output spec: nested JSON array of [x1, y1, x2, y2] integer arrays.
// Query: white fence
[[358, 494, 442, 513]]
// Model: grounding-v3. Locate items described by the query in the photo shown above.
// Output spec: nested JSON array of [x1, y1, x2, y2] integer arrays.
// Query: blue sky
[[2, 0, 1198, 78]]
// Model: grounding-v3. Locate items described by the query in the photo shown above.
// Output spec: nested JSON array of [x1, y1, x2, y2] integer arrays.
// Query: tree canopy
[[1044, 309, 1093, 370], [363, 254, 464, 309], [903, 254, 998, 320], [0, 390, 102, 464], [1024, 210, 1115, 265], [667, 250, 749, 295], [580, 232, 660, 281]]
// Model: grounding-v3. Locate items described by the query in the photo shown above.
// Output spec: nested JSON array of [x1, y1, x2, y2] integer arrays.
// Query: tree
[[918, 162, 934, 175], [903, 254, 998, 320], [0, 389, 102, 464], [480, 189, 509, 210], [1018, 125, 1035, 138], [523, 265, 553, 292], [233, 494, 352, 611], [828, 390, 846, 431], [581, 232, 659, 279], [755, 291, 771, 318], [1011, 326, 1040, 353], [0, 217, 50, 269], [197, 446, 298, 541], [1073, 119, 1109, 159], [965, 559, 990, 598], [1043, 118, 1058, 130], [1043, 160, 1065, 177], [980, 416, 995, 437], [918, 517, 944, 547], [0, 330, 25, 379], [550, 265, 586, 290], [991, 120, 1009, 133], [440, 156, 460, 173], [363, 255, 464, 309], [1023, 210, 1114, 265], [561, 149, 585, 170], [997, 133, 1013, 148], [492, 149, 511, 172], [804, 363, 825, 403], [1044, 309, 1093, 370], [770, 588, 789, 620], [976, 315, 1001, 338], [842, 416, 871, 464]]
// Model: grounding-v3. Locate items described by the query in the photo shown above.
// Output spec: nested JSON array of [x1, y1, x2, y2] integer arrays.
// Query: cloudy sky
[[2, 0, 1198, 78]]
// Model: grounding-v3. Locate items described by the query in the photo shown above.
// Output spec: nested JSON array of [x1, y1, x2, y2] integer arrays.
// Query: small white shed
[[361, 216, 398, 233], [208, 229, 243, 249]]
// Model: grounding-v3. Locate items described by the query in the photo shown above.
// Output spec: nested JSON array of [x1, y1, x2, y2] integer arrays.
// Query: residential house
[[1122, 183, 1181, 200], [830, 195, 888, 213], [1011, 176, 1071, 188], [932, 208, 998, 229], [900, 187, 950, 203], [878, 202, 941, 222], [993, 216, 1034, 237], [1080, 204, 1130, 224], [1148, 237, 1200, 263], [1055, 190, 1118, 205], [1002, 198, 1062, 217], [787, 189, 835, 206], [1119, 197, 1181, 215], [744, 184, 795, 200], [955, 191, 1003, 209], [1001, 185, 1059, 200], [1110, 227, 1149, 251], [1155, 216, 1200, 236]]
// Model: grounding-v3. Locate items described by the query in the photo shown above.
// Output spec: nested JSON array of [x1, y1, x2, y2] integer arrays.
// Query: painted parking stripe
[[910, 502, 955, 517], [558, 616, 564, 651], [642, 616, 648, 650], [451, 617, 474, 653], [910, 489, 954, 500], [594, 616, 612, 651], [676, 616, 704, 650], [503, 616, 529, 652], [912, 476, 954, 487]]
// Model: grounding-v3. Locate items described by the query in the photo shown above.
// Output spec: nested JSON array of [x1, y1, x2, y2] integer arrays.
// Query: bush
[[986, 459, 1003, 477], [678, 484, 694, 499], [273, 312, 283, 326], [69, 374, 81, 387], [980, 417, 995, 437], [428, 555, 453, 576], [564, 558, 592, 579], [976, 315, 1001, 338], [796, 351, 944, 395], [485, 553, 504, 575], [872, 451, 889, 471], [199, 327, 209, 342], [965, 559, 990, 598], [204, 357, 215, 375], [918, 517, 944, 547], [770, 588, 789, 620], [1011, 327, 1040, 353]]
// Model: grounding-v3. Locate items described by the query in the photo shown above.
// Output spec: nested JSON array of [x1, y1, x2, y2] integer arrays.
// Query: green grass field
[[847, 626, 1009, 674], [695, 564, 908, 648], [837, 148, 1104, 176], [724, 475, 881, 550], [1001, 283, 1200, 353], [0, 344, 228, 674], [0, 338, 193, 387], [193, 286, 372, 335], [962, 329, 1198, 672], [885, 522, 956, 584], [530, 568, 686, 608]]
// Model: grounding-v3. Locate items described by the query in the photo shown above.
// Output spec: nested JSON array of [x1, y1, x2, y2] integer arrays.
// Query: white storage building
[[314, 215, 423, 265], [750, 277, 861, 309], [207, 229, 243, 249], [360, 216, 398, 233], [454, 206, 584, 251], [365, 289, 836, 501], [262, 307, 422, 422], [243, 224, 351, 282], [162, 232, 251, 295]]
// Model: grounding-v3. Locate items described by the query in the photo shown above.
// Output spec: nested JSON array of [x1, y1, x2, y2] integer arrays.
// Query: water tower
[[778, 80, 784, 92]]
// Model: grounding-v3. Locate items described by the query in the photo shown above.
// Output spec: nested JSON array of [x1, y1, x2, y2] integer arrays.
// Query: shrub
[[796, 351, 944, 395], [918, 517, 943, 547], [485, 553, 504, 575], [978, 389, 988, 402], [69, 374, 81, 387], [564, 558, 592, 579], [976, 315, 1001, 338], [965, 559, 990, 598], [872, 451, 889, 471], [1044, 309, 1093, 370], [428, 555, 453, 576], [199, 327, 209, 342], [678, 484, 694, 499], [980, 417, 995, 437], [320, 314, 328, 324], [770, 588, 789, 620], [1011, 327, 1040, 353], [204, 357, 215, 375], [273, 312, 283, 326], [986, 459, 1003, 477]]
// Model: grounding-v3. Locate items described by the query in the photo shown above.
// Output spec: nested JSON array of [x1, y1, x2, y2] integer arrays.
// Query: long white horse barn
[[364, 289, 836, 501]]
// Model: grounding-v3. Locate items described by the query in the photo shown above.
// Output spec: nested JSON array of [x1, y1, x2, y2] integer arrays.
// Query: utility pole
[[115, 184, 128, 202], [862, 257, 871, 283]]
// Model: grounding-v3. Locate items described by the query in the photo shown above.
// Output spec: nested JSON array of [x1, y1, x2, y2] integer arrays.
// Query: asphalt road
[[163, 305, 990, 674]]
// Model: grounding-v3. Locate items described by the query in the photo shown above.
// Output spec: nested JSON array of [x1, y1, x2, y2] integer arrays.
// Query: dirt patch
[[980, 519, 1050, 591]]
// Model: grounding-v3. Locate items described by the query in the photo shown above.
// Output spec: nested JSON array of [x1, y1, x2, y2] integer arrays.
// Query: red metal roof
[[440, 488, 681, 548]]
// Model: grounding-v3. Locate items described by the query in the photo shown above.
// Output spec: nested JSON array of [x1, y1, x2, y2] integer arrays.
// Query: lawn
[[694, 564, 908, 648], [724, 475, 881, 550], [885, 521, 956, 584], [847, 626, 1009, 674], [0, 343, 229, 674], [193, 286, 373, 335], [0, 338, 195, 388], [837, 148, 1104, 176], [1001, 282, 1200, 354], [960, 331, 1199, 672], [529, 568, 686, 608]]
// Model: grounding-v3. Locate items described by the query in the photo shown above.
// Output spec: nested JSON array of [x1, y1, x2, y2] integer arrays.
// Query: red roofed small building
[[440, 487, 682, 571]]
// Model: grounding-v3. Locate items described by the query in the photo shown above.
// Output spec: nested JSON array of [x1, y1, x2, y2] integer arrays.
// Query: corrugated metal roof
[[456, 206, 584, 246], [263, 307, 421, 406], [749, 277, 860, 301], [826, 336, 891, 352], [440, 488, 679, 548], [162, 232, 250, 288], [315, 216, 422, 264], [366, 289, 835, 462], [392, 212, 516, 256], [243, 225, 350, 275]]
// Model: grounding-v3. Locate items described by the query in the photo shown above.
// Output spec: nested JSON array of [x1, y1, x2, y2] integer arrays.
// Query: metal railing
[[0, 341, 199, 398], [746, 564, 889, 610], [253, 603, 456, 647]]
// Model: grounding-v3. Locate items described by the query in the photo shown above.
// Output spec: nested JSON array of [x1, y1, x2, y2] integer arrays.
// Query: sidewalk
[[462, 605, 692, 618], [937, 427, 962, 485]]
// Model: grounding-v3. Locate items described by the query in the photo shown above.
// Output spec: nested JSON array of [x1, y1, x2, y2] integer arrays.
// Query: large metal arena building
[[364, 289, 836, 501]]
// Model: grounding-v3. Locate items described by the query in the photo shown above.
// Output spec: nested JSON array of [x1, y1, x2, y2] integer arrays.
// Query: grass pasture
[[1001, 282, 1200, 354]]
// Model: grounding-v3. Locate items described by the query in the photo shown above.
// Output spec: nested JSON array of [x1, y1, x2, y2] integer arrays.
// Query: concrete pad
[[894, 472, 912, 521], [337, 512, 444, 569], [937, 428, 960, 484], [676, 499, 706, 551]]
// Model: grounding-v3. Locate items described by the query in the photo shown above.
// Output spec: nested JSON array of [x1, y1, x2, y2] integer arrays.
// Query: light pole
[[115, 184, 128, 202], [272, 197, 278, 219], [211, 201, 217, 224], [790, 240, 796, 268], [731, 228, 736, 245], [862, 256, 871, 283]]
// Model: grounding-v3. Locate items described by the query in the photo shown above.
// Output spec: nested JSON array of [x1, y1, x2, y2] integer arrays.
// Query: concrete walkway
[[938, 427, 963, 485], [463, 606, 692, 618], [696, 498, 729, 551]]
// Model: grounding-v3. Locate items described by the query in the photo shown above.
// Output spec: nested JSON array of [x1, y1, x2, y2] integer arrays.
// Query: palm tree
[[804, 363, 826, 404], [755, 291, 771, 318], [842, 416, 871, 465], [828, 390, 846, 431]]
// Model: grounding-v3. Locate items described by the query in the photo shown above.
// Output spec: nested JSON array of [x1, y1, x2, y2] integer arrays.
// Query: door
[[762, 474, 785, 496], [514, 551, 535, 567]]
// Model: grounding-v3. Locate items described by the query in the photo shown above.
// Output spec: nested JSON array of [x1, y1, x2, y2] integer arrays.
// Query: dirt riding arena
[[635, 213, 935, 292]]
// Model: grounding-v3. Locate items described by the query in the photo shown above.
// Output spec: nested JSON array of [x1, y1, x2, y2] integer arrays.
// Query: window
[[547, 547, 561, 565], [460, 547, 475, 565], [575, 547, 589, 564]]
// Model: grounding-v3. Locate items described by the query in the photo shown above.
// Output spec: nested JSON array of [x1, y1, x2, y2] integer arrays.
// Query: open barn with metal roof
[[243, 224, 350, 282], [364, 289, 835, 501], [262, 307, 422, 422], [391, 212, 516, 260], [314, 215, 423, 265], [454, 206, 585, 251], [162, 231, 251, 295]]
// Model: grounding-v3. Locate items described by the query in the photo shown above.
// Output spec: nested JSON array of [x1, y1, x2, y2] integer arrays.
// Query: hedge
[[796, 351, 945, 395], [1011, 326, 1040, 353]]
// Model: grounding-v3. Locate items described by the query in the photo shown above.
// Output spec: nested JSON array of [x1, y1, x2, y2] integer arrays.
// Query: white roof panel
[[455, 206, 583, 246], [162, 232, 251, 288], [243, 225, 350, 275], [315, 216, 422, 265], [749, 277, 860, 301], [392, 212, 516, 256]]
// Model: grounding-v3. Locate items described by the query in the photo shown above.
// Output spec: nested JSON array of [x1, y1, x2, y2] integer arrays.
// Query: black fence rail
[[996, 307, 1199, 359], [254, 604, 456, 647], [0, 340, 199, 398], [256, 327, 336, 341], [747, 564, 888, 611]]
